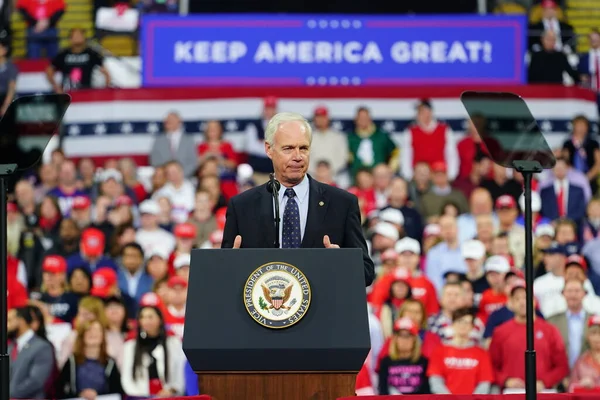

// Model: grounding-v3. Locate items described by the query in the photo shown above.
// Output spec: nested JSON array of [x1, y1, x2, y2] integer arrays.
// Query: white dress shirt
[[566, 309, 585, 368], [16, 329, 35, 352], [276, 174, 310, 247], [168, 130, 183, 154]]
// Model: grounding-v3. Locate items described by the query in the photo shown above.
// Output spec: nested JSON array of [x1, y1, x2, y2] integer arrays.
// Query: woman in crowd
[[146, 248, 170, 282], [69, 267, 92, 298], [58, 296, 117, 368], [569, 315, 600, 391], [56, 320, 123, 398], [378, 317, 430, 395], [197, 120, 238, 171], [379, 270, 412, 338], [427, 307, 494, 394], [121, 296, 186, 396], [39, 195, 63, 242], [37, 254, 79, 324], [104, 296, 128, 368]]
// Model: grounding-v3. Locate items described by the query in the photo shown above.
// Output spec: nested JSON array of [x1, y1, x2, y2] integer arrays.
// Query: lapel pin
[[319, 201, 324, 206]]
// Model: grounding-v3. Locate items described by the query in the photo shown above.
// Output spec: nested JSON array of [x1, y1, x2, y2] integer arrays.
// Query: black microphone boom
[[267, 173, 281, 248]]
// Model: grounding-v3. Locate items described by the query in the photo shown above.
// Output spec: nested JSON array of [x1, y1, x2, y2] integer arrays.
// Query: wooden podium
[[198, 372, 357, 400], [183, 249, 371, 400]]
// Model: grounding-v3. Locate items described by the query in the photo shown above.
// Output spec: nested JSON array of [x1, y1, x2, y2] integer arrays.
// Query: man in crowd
[[8, 306, 55, 398], [490, 279, 569, 392], [400, 99, 459, 181], [150, 112, 197, 178], [308, 105, 349, 180], [46, 27, 111, 92], [426, 215, 466, 293]]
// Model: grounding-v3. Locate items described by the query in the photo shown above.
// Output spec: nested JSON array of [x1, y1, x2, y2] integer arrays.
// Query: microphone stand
[[268, 173, 281, 248]]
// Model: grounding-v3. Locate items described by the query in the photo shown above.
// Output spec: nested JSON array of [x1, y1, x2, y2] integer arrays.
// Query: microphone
[[267, 173, 281, 248]]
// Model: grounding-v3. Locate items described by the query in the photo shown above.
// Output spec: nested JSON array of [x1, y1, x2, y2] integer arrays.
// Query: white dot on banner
[[317, 77, 327, 85], [330, 20, 339, 28], [307, 20, 316, 28], [352, 77, 361, 85], [352, 20, 362, 28], [329, 77, 339, 85], [341, 20, 350, 28], [319, 20, 328, 28], [306, 77, 316, 85]]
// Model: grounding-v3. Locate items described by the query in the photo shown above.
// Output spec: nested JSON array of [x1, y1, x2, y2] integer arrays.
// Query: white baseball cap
[[535, 223, 555, 238], [139, 200, 161, 216], [485, 255, 511, 273], [395, 237, 421, 255], [462, 240, 486, 260], [101, 168, 123, 183], [379, 208, 404, 226], [147, 247, 170, 260], [519, 191, 541, 213], [371, 222, 400, 241], [174, 253, 191, 269]]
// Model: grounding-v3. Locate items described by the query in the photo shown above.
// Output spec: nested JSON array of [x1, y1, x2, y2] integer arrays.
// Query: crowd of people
[[5, 91, 600, 398]]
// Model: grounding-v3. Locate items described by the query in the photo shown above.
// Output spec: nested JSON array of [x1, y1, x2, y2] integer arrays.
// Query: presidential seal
[[243, 262, 311, 329]]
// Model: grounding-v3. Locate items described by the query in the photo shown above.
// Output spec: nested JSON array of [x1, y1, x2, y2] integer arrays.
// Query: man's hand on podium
[[233, 235, 242, 249], [323, 235, 340, 248]]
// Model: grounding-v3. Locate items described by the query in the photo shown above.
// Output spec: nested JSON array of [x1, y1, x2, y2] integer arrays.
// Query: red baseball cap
[[168, 276, 188, 289], [495, 195, 517, 209], [566, 255, 588, 272], [430, 161, 447, 173], [314, 106, 328, 117], [264, 96, 278, 108], [393, 317, 419, 336], [72, 196, 91, 210], [90, 268, 118, 298], [81, 228, 105, 258], [174, 223, 197, 239], [42, 255, 67, 274], [140, 292, 164, 309], [588, 314, 600, 327], [7, 202, 17, 213], [215, 207, 227, 230], [508, 278, 527, 295], [115, 195, 133, 207]]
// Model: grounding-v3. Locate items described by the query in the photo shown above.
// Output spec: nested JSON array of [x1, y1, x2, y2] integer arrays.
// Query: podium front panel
[[183, 248, 370, 372]]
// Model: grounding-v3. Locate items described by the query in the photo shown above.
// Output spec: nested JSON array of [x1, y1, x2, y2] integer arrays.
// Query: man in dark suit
[[7, 306, 55, 399], [577, 29, 600, 115], [222, 112, 375, 286], [528, 0, 575, 54], [540, 157, 586, 228]]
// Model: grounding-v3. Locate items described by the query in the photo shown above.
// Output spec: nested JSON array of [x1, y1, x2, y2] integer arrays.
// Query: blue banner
[[141, 14, 526, 87]]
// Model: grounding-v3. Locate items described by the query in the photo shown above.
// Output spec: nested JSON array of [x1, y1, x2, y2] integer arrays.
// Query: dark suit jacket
[[222, 175, 375, 286], [540, 184, 586, 223], [9, 334, 55, 399]]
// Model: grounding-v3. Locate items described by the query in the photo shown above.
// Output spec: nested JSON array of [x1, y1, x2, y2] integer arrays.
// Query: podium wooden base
[[198, 371, 357, 400]]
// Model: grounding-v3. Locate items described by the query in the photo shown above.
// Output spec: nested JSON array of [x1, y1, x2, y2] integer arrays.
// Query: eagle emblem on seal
[[262, 281, 293, 310]]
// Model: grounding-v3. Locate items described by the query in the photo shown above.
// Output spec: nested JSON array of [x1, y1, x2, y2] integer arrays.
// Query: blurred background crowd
[[3, 0, 600, 398]]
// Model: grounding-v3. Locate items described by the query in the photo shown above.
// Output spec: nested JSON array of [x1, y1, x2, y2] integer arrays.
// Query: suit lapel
[[301, 177, 329, 248], [258, 185, 277, 248]]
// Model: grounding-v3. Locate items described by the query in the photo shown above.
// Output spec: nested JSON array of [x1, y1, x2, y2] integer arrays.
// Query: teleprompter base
[[198, 371, 357, 400]]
